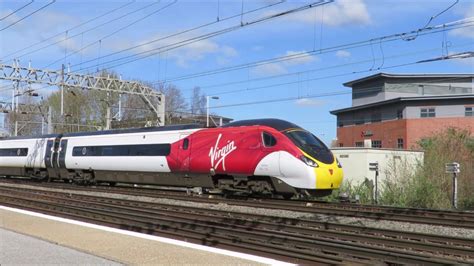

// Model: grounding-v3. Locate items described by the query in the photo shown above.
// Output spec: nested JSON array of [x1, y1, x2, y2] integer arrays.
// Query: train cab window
[[262, 132, 277, 147], [183, 138, 189, 150]]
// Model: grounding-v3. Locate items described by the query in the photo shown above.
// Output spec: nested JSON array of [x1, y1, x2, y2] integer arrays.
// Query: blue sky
[[1, 0, 473, 143]]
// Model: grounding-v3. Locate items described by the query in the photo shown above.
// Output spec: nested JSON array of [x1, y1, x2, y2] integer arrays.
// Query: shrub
[[380, 127, 473, 210]]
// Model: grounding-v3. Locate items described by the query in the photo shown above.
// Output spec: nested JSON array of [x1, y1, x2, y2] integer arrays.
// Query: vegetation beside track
[[329, 128, 474, 210]]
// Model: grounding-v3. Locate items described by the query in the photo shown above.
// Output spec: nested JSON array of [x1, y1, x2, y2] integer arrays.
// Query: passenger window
[[262, 132, 277, 147], [183, 138, 189, 150]]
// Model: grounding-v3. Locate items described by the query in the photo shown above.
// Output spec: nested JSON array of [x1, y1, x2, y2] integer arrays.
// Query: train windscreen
[[284, 130, 334, 164]]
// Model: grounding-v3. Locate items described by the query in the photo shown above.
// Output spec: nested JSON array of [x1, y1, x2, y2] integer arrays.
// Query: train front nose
[[314, 162, 343, 189]]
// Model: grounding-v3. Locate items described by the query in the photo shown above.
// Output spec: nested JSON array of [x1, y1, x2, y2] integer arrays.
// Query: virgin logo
[[209, 133, 237, 171]]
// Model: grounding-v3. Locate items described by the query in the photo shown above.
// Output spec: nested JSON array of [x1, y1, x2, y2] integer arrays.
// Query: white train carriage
[[0, 135, 56, 178], [61, 128, 199, 173]]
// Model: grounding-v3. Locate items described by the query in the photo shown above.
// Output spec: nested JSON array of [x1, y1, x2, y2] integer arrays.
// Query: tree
[[160, 83, 188, 123], [190, 86, 206, 115]]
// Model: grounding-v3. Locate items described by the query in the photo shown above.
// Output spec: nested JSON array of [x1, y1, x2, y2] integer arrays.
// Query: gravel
[[1, 182, 474, 240]]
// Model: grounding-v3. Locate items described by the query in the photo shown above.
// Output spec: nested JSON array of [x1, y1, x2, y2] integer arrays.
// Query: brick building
[[331, 73, 474, 149]]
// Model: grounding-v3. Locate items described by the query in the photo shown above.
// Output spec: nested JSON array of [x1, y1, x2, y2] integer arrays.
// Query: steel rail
[[0, 187, 472, 264], [1, 179, 474, 229]]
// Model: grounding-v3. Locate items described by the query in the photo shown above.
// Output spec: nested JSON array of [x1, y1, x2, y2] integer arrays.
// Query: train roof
[[62, 124, 201, 137], [222, 119, 302, 131], [0, 124, 201, 140], [0, 133, 61, 141]]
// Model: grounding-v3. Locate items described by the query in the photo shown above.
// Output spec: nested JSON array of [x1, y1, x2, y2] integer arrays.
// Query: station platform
[[0, 206, 288, 265]]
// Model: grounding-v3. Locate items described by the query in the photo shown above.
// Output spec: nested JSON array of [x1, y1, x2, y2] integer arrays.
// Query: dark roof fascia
[[330, 94, 474, 115], [344, 73, 474, 87]]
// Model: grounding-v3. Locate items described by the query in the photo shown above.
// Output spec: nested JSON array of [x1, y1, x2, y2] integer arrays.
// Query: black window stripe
[[72, 144, 171, 157], [0, 148, 28, 157]]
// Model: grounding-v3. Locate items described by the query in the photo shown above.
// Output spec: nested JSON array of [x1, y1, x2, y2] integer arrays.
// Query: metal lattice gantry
[[0, 101, 45, 114], [0, 61, 165, 126]]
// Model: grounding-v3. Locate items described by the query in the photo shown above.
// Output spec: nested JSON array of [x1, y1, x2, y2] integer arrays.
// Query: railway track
[[0, 186, 473, 264], [2, 179, 473, 229]]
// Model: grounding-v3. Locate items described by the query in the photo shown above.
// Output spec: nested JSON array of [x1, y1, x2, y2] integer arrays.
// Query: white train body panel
[[63, 129, 199, 172], [0, 138, 49, 168], [254, 151, 316, 189]]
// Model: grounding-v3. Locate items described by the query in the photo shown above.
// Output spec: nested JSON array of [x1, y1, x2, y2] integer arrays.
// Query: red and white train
[[0, 119, 343, 197]]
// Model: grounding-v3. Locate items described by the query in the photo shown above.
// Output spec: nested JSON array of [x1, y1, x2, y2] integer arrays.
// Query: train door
[[45, 137, 61, 169], [44, 139, 54, 168], [58, 139, 68, 168]]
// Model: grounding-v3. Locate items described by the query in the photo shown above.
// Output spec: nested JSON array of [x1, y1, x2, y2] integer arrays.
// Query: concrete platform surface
[[0, 206, 288, 265], [0, 228, 121, 265]]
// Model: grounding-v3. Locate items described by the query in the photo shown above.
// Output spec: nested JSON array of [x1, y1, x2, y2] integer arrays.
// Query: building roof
[[330, 94, 474, 115], [343, 73, 474, 87]]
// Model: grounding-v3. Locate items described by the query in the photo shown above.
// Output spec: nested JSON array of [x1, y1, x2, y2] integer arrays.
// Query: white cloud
[[281, 0, 371, 26], [451, 4, 474, 39], [0, 9, 78, 36], [251, 50, 317, 76], [251, 63, 287, 76], [295, 98, 326, 107], [125, 33, 238, 68], [284, 50, 317, 66], [221, 46, 238, 57], [336, 50, 351, 58]]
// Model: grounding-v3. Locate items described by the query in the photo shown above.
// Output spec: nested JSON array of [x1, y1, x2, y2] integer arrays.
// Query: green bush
[[325, 179, 373, 204], [379, 128, 473, 210]]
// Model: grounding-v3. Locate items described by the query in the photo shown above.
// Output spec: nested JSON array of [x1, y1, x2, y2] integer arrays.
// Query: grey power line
[[0, 0, 34, 21], [2, 1, 160, 62], [43, 0, 178, 69], [66, 0, 286, 71], [70, 0, 333, 72], [0, 0, 56, 31], [175, 55, 473, 113], [153, 18, 474, 84], [1, 0, 135, 61]]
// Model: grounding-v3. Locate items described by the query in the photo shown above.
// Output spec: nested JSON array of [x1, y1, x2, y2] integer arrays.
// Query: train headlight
[[336, 158, 342, 168], [300, 155, 318, 168]]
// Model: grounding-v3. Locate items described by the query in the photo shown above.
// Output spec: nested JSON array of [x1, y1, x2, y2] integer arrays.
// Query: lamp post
[[206, 96, 219, 127]]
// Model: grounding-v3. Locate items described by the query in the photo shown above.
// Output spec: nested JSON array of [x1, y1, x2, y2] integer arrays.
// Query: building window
[[397, 138, 404, 149], [338, 121, 344, 127], [371, 113, 382, 123], [420, 108, 435, 118], [372, 140, 382, 148], [339, 143, 344, 147], [355, 141, 364, 147], [397, 110, 403, 119], [466, 107, 473, 117], [355, 116, 365, 125]]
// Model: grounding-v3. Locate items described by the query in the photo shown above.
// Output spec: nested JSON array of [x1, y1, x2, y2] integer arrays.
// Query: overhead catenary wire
[[5, 41, 472, 105], [0, 0, 56, 31], [43, 0, 178, 69], [70, 1, 333, 73], [197, 42, 474, 97], [152, 17, 474, 84], [66, 0, 286, 72], [403, 0, 459, 41], [2, 1, 160, 62], [0, 0, 34, 21], [1, 0, 135, 61], [174, 54, 474, 113]]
